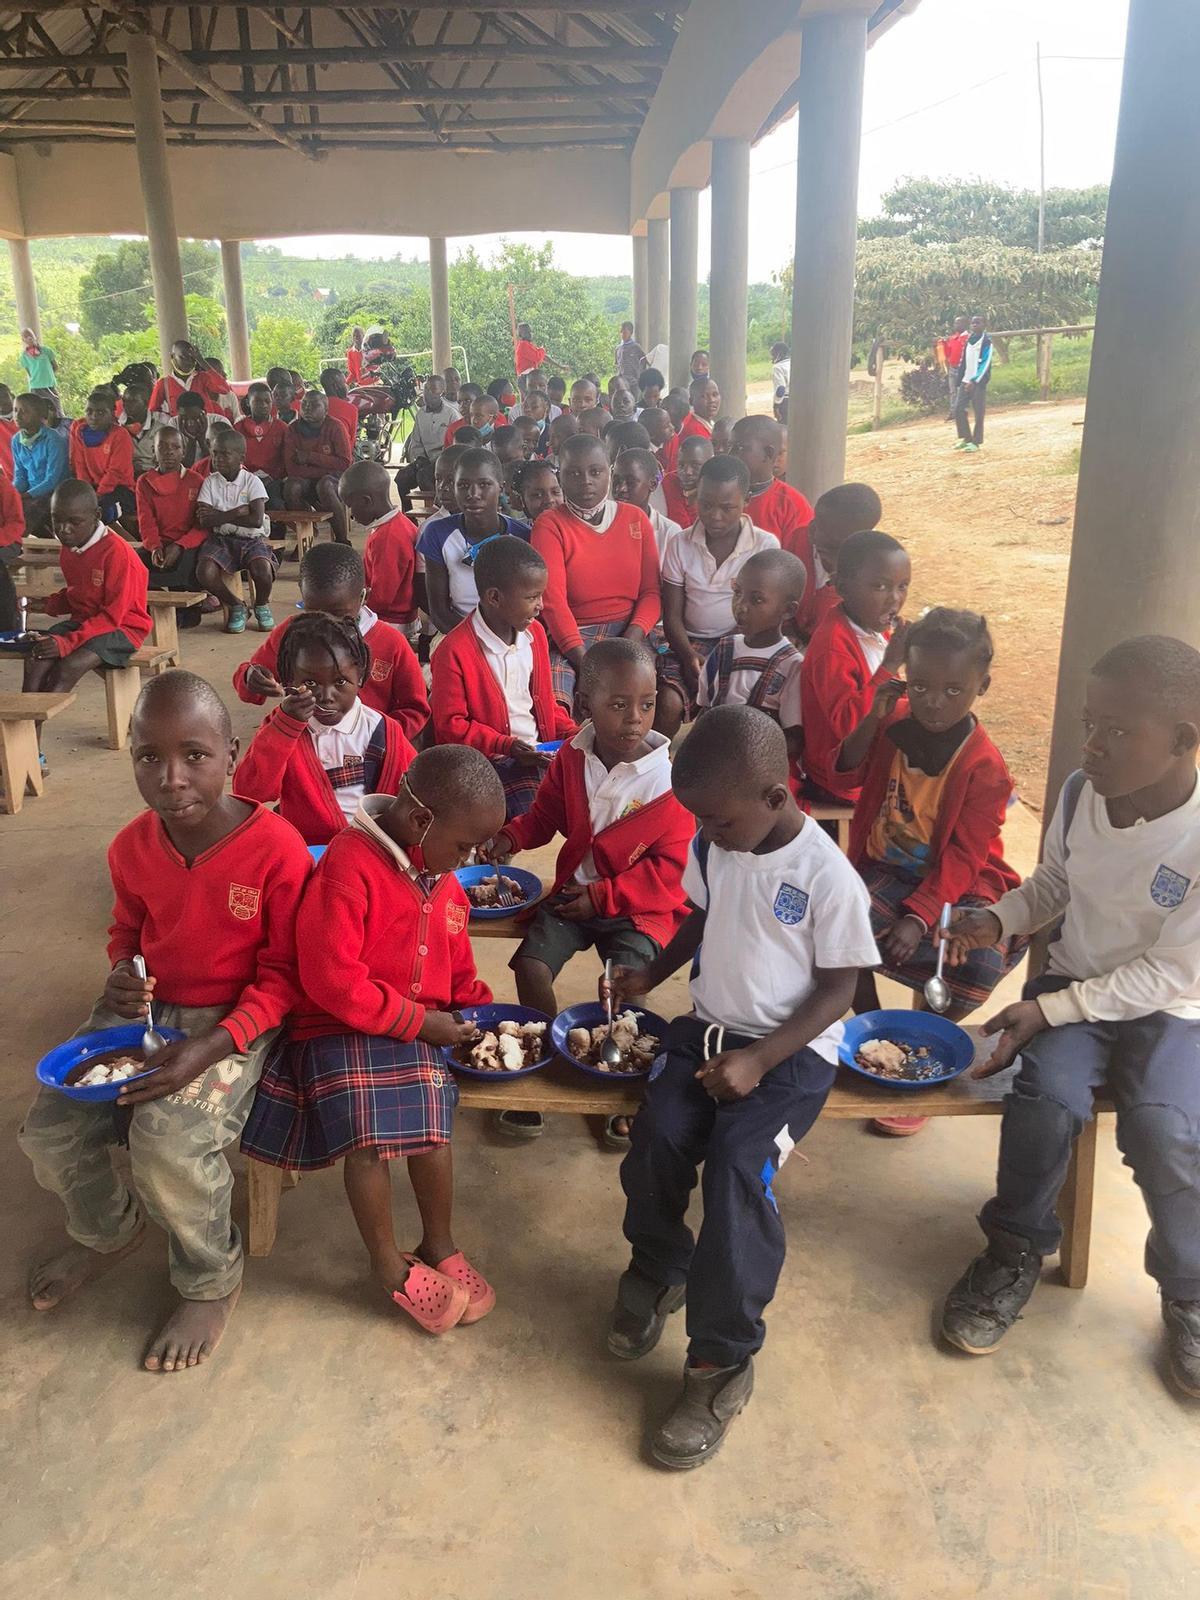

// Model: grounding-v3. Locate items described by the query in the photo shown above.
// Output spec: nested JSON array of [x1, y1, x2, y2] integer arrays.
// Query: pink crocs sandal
[[871, 1115, 928, 1137], [435, 1251, 496, 1325], [389, 1255, 469, 1334]]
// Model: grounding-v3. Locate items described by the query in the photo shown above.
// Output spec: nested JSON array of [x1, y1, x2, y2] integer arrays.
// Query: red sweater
[[149, 370, 231, 418], [659, 471, 697, 529], [135, 467, 205, 552], [107, 804, 311, 1052], [283, 417, 352, 481], [678, 413, 713, 447], [233, 704, 416, 846], [289, 825, 490, 1040], [0, 471, 24, 550], [531, 503, 661, 655], [800, 604, 903, 802], [42, 528, 151, 657], [746, 479, 818, 634], [514, 337, 547, 376], [325, 395, 359, 443], [235, 417, 287, 479], [363, 509, 420, 624], [429, 615, 577, 756], [504, 740, 691, 947], [0, 417, 16, 479], [444, 416, 471, 447], [232, 613, 429, 740], [70, 425, 134, 497], [346, 347, 363, 385], [850, 719, 1019, 929]]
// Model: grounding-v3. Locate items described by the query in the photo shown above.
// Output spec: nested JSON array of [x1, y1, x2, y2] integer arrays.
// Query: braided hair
[[904, 606, 995, 671], [276, 612, 371, 689]]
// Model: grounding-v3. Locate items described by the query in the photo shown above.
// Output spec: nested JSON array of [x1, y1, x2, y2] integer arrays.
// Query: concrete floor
[[2, 558, 1199, 1600]]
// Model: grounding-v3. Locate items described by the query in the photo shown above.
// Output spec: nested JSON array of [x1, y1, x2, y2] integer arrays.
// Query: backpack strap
[[1059, 768, 1087, 860]]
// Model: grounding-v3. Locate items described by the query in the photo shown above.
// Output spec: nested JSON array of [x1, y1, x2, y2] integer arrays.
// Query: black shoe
[[1163, 1299, 1200, 1398], [650, 1357, 754, 1470], [494, 1110, 544, 1140], [607, 1267, 685, 1360], [941, 1229, 1043, 1354]]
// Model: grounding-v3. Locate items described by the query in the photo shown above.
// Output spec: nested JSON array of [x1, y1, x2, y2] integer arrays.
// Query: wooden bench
[[104, 645, 174, 750], [0, 690, 76, 813], [268, 509, 332, 561], [809, 801, 854, 854], [146, 590, 207, 667]]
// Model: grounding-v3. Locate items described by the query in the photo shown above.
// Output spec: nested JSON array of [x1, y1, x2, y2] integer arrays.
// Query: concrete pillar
[[709, 138, 750, 417], [668, 187, 700, 391], [125, 31, 188, 373], [429, 236, 452, 373], [1043, 0, 1200, 815], [631, 234, 648, 351], [646, 216, 669, 354], [220, 240, 251, 381], [787, 10, 868, 500], [9, 238, 40, 343]]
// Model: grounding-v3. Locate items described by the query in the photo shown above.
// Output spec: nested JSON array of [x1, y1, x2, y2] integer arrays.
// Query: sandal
[[389, 1255, 469, 1334], [603, 1114, 633, 1151], [435, 1251, 496, 1325], [871, 1116, 928, 1137]]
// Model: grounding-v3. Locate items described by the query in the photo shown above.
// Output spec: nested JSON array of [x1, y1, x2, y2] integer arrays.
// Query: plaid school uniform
[[548, 617, 626, 709], [702, 633, 803, 718]]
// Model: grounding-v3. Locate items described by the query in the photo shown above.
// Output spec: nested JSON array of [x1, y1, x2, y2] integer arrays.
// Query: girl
[[242, 745, 505, 1334], [509, 458, 563, 524], [416, 447, 530, 638], [530, 433, 661, 713], [611, 447, 679, 558], [233, 613, 416, 845], [133, 427, 205, 612], [651, 433, 712, 530]]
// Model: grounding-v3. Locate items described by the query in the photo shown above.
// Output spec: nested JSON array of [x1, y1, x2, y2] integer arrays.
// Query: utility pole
[[1036, 42, 1046, 254]]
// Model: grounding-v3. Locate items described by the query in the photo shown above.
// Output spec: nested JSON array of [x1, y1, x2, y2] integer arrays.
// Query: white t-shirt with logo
[[197, 466, 268, 537], [682, 819, 879, 1058]]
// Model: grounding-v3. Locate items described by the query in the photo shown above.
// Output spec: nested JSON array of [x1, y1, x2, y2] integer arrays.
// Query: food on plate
[[70, 1052, 145, 1087], [854, 1038, 943, 1081], [567, 1012, 660, 1074], [465, 875, 525, 908], [454, 1019, 547, 1072]]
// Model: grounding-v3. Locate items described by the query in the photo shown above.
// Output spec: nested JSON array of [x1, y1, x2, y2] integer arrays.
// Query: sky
[[268, 0, 1130, 284]]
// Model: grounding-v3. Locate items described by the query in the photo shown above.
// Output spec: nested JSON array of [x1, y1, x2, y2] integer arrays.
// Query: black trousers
[[955, 380, 987, 444]]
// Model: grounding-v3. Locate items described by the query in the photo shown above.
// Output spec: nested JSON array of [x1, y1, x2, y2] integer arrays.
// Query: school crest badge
[[228, 883, 261, 921], [773, 883, 809, 926], [370, 658, 392, 683], [446, 901, 467, 936], [91, 567, 104, 588], [1150, 865, 1191, 909]]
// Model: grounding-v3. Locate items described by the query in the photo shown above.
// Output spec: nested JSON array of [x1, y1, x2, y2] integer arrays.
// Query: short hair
[[836, 529, 906, 585], [452, 428, 484, 448], [549, 413, 578, 441], [688, 377, 718, 402], [576, 409, 606, 437], [698, 454, 750, 495], [511, 457, 558, 494], [86, 386, 117, 409], [122, 381, 150, 402], [486, 379, 514, 403], [604, 420, 651, 454], [571, 377, 598, 398], [674, 705, 788, 791], [814, 482, 883, 536], [472, 534, 547, 594], [579, 635, 656, 698], [339, 458, 392, 500], [662, 392, 691, 425], [133, 668, 232, 742], [471, 394, 500, 415], [15, 391, 49, 419], [318, 367, 346, 390], [613, 447, 660, 483], [691, 349, 709, 363], [730, 414, 782, 455], [1091, 635, 1200, 722], [436, 442, 470, 476], [455, 446, 502, 482], [177, 391, 206, 413], [300, 540, 365, 595], [905, 606, 994, 672], [638, 367, 665, 393], [560, 431, 608, 465], [677, 433, 714, 460], [406, 742, 505, 817], [51, 477, 98, 513], [770, 342, 790, 360], [491, 424, 520, 454], [276, 612, 371, 688], [458, 383, 484, 402], [738, 547, 807, 604], [210, 425, 245, 451], [266, 366, 290, 387]]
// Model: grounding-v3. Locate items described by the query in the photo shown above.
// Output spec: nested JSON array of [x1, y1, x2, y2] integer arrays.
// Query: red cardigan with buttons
[[800, 603, 904, 803], [363, 508, 420, 625], [288, 825, 490, 1040], [135, 466, 205, 551], [502, 739, 691, 948], [429, 614, 577, 756]]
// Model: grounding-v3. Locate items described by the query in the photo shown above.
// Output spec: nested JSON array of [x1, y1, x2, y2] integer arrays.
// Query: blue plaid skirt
[[241, 1032, 458, 1170], [549, 617, 627, 709], [494, 754, 544, 820]]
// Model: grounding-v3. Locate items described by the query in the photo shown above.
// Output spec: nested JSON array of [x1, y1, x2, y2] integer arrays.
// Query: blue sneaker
[[225, 603, 248, 634], [253, 604, 276, 631]]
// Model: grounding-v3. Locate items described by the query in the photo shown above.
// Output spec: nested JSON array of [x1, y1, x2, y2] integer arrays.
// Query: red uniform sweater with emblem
[[849, 718, 1019, 929], [70, 424, 134, 497], [677, 413, 713, 447], [107, 804, 311, 1052], [282, 416, 352, 481], [503, 741, 692, 947], [800, 603, 904, 803], [363, 508, 420, 625], [531, 502, 661, 655], [149, 369, 232, 418], [231, 614, 429, 740], [233, 704, 416, 846], [658, 470, 698, 529], [324, 394, 359, 444], [0, 470, 24, 552], [41, 527, 151, 657], [289, 827, 490, 1041], [235, 417, 287, 479], [135, 466, 205, 552], [429, 615, 577, 756]]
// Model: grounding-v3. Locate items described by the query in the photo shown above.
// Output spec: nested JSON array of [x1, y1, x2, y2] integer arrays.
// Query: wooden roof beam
[[0, 43, 671, 70]]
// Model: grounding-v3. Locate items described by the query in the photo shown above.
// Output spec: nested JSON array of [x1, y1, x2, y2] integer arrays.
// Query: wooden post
[[1041, 332, 1054, 400], [1057, 1115, 1099, 1289], [872, 342, 885, 429]]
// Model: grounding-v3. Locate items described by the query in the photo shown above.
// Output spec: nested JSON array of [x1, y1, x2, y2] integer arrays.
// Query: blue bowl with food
[[839, 1009, 976, 1089], [551, 1002, 670, 1080], [36, 1024, 187, 1103], [444, 1003, 552, 1079], [454, 863, 543, 920]]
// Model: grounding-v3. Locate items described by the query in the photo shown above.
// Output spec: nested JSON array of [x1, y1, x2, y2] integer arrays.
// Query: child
[[149, 340, 235, 420], [176, 391, 211, 470], [531, 434, 661, 713], [233, 540, 429, 741], [803, 481, 883, 639], [134, 427, 206, 602], [938, 635, 1200, 1398], [512, 415, 542, 460], [711, 417, 733, 456], [509, 458, 563, 524], [615, 322, 647, 385], [283, 389, 352, 545], [443, 384, 481, 444], [0, 466, 24, 626], [729, 415, 815, 579], [659, 392, 691, 472], [485, 638, 692, 1142], [121, 383, 159, 478], [240, 746, 505, 1334], [677, 377, 721, 447], [235, 382, 288, 505], [491, 424, 524, 473], [612, 447, 680, 557], [23, 479, 151, 698], [547, 374, 568, 414], [271, 377, 298, 426], [12, 392, 68, 537], [194, 427, 275, 635], [234, 613, 417, 846], [521, 388, 552, 453], [319, 366, 361, 446], [637, 367, 665, 413], [639, 405, 676, 466], [653, 433, 713, 529], [417, 447, 530, 638], [466, 394, 500, 440], [689, 349, 711, 382], [339, 459, 421, 637], [19, 669, 311, 1372], [547, 412, 579, 465], [70, 387, 136, 528], [606, 705, 879, 1469], [570, 378, 600, 418], [604, 419, 652, 464], [799, 530, 910, 804], [430, 535, 576, 819], [609, 382, 638, 424]]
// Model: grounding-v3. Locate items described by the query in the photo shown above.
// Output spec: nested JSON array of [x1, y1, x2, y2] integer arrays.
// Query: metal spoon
[[132, 956, 167, 1057], [601, 959, 624, 1068], [923, 903, 953, 1014]]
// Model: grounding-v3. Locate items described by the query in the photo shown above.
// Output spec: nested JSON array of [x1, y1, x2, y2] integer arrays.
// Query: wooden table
[[146, 590, 207, 667], [267, 509, 332, 561]]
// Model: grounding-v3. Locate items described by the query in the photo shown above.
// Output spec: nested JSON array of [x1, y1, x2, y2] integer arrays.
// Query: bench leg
[[148, 605, 181, 668], [247, 1161, 285, 1257], [0, 718, 41, 814], [836, 817, 851, 854], [1057, 1115, 1098, 1289], [104, 664, 141, 751], [296, 518, 316, 559]]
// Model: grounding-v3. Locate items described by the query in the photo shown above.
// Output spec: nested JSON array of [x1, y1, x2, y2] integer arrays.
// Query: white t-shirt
[[471, 609, 537, 743], [308, 698, 382, 821], [850, 618, 888, 676], [660, 517, 779, 638], [572, 724, 672, 884], [696, 635, 804, 728], [683, 821, 879, 1056], [646, 505, 681, 559], [197, 466, 268, 537]]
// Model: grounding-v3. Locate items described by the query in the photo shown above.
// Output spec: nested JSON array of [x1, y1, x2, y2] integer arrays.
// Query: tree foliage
[[859, 178, 1108, 249], [78, 240, 218, 340], [250, 315, 318, 378]]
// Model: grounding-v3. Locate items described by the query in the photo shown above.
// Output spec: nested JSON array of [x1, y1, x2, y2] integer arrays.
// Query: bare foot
[[29, 1228, 145, 1311], [143, 1284, 241, 1373]]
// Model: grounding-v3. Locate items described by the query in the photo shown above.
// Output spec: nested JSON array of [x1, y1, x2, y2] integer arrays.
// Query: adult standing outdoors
[[615, 321, 647, 386], [940, 315, 969, 423], [19, 327, 59, 409], [953, 315, 993, 453]]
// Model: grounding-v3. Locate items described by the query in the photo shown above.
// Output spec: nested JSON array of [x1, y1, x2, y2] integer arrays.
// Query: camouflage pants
[[19, 1002, 277, 1301]]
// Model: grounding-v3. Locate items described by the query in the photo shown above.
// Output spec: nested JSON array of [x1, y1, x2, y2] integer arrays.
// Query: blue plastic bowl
[[839, 1009, 976, 1089], [536, 740, 563, 755], [0, 630, 34, 651], [308, 845, 326, 863], [454, 863, 543, 920], [36, 1024, 187, 1103], [551, 1002, 671, 1081], [444, 1003, 553, 1079]]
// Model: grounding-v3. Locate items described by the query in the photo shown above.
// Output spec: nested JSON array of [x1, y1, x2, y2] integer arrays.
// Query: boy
[[569, 378, 600, 419], [177, 391, 212, 470], [195, 428, 274, 635], [654, 433, 713, 529], [940, 635, 1200, 1399], [340, 459, 421, 635], [604, 419, 652, 464], [12, 391, 68, 537], [802, 481, 884, 639], [609, 382, 638, 424], [271, 376, 298, 426], [659, 392, 692, 472], [606, 706, 878, 1468], [547, 374, 568, 414], [70, 387, 136, 528], [615, 321, 647, 386], [689, 349, 711, 382], [235, 382, 288, 503], [953, 313, 992, 451], [729, 416, 815, 573], [20, 669, 310, 1372], [430, 535, 576, 819], [149, 339, 236, 421], [283, 389, 352, 545], [319, 367, 361, 446], [466, 393, 500, 440], [134, 426, 206, 600], [121, 382, 160, 478], [678, 377, 721, 447], [19, 326, 59, 404], [546, 412, 579, 465], [637, 367, 665, 413], [521, 388, 552, 452], [395, 372, 459, 506]]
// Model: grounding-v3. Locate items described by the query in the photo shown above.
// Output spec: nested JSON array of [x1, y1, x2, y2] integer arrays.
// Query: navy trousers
[[981, 976, 1200, 1300], [620, 1015, 835, 1367]]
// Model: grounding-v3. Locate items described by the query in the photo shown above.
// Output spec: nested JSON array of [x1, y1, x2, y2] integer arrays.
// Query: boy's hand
[[417, 1011, 476, 1048], [881, 914, 924, 966], [941, 908, 1002, 967], [603, 963, 654, 1009], [550, 884, 593, 921], [696, 1045, 769, 1102], [245, 663, 284, 698], [117, 1028, 232, 1106], [280, 686, 316, 721], [973, 999, 1047, 1078], [29, 633, 60, 660], [869, 676, 906, 720], [881, 618, 910, 674], [477, 831, 514, 865], [195, 504, 219, 529], [509, 739, 550, 770], [104, 961, 156, 1020]]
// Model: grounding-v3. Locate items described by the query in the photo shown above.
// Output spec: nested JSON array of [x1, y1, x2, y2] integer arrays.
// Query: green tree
[[859, 178, 1108, 249], [181, 293, 227, 358], [78, 240, 218, 341], [250, 315, 318, 378], [448, 241, 612, 384], [315, 290, 428, 361]]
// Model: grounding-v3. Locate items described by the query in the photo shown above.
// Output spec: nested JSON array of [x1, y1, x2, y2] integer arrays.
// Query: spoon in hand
[[601, 959, 624, 1068], [132, 956, 167, 1056], [923, 904, 953, 1014]]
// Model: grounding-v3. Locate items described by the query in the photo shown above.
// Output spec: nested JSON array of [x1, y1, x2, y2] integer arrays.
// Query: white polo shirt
[[572, 724, 672, 884], [471, 610, 537, 743], [308, 697, 382, 820], [850, 617, 888, 676], [197, 466, 267, 538], [660, 517, 779, 638]]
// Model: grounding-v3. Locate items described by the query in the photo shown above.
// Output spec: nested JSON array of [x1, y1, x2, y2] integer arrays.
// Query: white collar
[[849, 616, 887, 645], [685, 514, 757, 554], [352, 794, 413, 872], [564, 497, 619, 533], [309, 696, 369, 739], [571, 721, 669, 775], [472, 608, 529, 655], [357, 603, 378, 635], [76, 522, 108, 554], [364, 507, 401, 532]]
